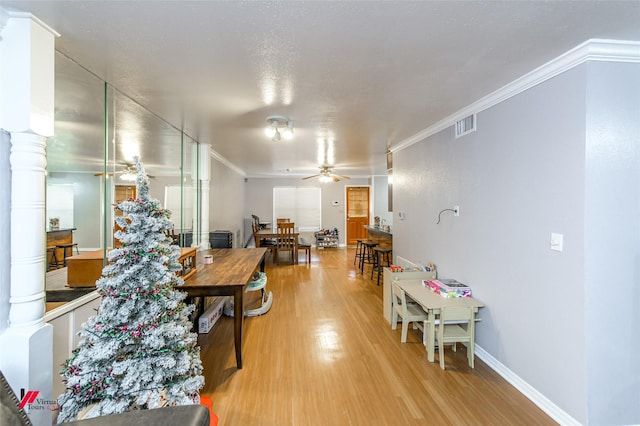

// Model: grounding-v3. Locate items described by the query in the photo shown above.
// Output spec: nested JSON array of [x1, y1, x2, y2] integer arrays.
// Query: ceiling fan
[[302, 166, 351, 183], [94, 163, 154, 181]]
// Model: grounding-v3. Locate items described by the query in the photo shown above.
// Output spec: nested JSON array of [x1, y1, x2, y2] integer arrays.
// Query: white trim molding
[[210, 148, 246, 177], [475, 345, 581, 426], [390, 39, 640, 154]]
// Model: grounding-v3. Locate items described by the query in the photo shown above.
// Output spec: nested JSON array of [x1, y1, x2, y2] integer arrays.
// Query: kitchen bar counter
[[364, 226, 392, 250]]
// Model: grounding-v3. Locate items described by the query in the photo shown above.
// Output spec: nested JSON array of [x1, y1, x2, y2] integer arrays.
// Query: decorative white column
[[0, 10, 58, 426], [195, 144, 211, 250]]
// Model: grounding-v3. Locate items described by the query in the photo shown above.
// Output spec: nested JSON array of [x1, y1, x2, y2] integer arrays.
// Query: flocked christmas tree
[[56, 157, 204, 423]]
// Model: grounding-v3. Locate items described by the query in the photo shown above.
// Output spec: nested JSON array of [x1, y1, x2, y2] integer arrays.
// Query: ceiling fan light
[[282, 121, 294, 139], [282, 127, 293, 140], [272, 129, 281, 142], [319, 175, 332, 183], [265, 121, 277, 138], [120, 172, 136, 181]]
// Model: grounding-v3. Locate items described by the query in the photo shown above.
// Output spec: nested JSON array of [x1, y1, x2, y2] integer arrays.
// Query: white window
[[164, 184, 193, 232], [273, 187, 321, 231]]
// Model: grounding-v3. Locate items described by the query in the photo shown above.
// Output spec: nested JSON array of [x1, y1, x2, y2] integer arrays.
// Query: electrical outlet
[[453, 206, 459, 216]]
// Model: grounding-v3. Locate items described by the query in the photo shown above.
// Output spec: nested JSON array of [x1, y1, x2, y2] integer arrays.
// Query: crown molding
[[390, 39, 640, 154], [209, 148, 246, 177], [0, 8, 60, 38]]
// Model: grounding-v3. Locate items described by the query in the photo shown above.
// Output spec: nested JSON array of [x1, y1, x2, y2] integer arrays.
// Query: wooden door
[[346, 187, 370, 246], [113, 185, 136, 247]]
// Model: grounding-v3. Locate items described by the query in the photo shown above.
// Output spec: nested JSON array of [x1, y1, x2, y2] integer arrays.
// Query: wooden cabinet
[[66, 247, 197, 288], [67, 249, 105, 287], [365, 226, 392, 250]]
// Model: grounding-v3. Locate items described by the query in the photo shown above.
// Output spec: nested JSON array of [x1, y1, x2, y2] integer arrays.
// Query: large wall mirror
[[46, 52, 199, 286]]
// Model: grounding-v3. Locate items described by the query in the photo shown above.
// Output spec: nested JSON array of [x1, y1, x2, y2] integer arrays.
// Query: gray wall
[[372, 175, 392, 227], [392, 61, 640, 425], [584, 61, 640, 425], [47, 172, 102, 250], [244, 176, 370, 245], [209, 158, 246, 248]]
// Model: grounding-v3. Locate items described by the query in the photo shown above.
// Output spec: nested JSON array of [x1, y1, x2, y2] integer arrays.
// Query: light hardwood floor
[[198, 247, 556, 425]]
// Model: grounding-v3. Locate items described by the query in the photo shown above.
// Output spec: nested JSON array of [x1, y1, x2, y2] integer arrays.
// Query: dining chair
[[297, 237, 312, 263], [275, 222, 295, 264], [276, 218, 290, 225], [433, 305, 476, 370], [252, 222, 275, 260], [391, 282, 428, 343]]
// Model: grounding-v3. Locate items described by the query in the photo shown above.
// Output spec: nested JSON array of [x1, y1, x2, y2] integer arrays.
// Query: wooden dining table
[[181, 248, 267, 369], [254, 227, 300, 264]]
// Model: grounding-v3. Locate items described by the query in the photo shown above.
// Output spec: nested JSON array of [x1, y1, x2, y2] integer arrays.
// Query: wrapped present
[[423, 279, 471, 298]]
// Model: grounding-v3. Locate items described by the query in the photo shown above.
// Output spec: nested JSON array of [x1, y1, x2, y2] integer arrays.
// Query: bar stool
[[57, 243, 79, 267], [353, 239, 366, 266], [360, 240, 378, 274], [46, 246, 58, 271], [371, 247, 392, 286]]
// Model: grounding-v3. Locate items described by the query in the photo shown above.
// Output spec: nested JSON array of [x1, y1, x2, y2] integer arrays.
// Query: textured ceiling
[[3, 1, 640, 178]]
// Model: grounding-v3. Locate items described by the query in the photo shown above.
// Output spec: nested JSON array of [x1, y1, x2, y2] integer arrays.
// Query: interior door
[[113, 185, 136, 247], [346, 186, 370, 246]]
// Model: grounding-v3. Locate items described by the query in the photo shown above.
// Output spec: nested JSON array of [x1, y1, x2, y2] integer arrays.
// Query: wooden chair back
[[275, 222, 295, 264], [391, 282, 428, 343], [436, 305, 475, 370]]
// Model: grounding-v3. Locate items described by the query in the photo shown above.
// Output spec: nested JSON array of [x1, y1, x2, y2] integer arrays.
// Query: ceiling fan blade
[[335, 174, 350, 179], [332, 176, 340, 182], [302, 174, 321, 180]]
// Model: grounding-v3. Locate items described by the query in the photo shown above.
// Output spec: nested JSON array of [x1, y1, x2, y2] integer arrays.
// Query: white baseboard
[[475, 345, 581, 426]]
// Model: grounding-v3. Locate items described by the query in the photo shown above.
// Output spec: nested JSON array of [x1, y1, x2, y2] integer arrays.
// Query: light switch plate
[[550, 233, 563, 252]]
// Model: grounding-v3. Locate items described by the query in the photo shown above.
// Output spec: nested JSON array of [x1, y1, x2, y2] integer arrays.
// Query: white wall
[[0, 130, 10, 336], [244, 176, 370, 246], [392, 60, 640, 425]]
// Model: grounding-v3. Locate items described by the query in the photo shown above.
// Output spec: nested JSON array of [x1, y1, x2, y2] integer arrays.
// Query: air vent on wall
[[455, 113, 476, 138]]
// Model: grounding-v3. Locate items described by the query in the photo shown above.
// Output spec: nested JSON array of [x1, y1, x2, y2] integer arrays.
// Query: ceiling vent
[[455, 114, 476, 138]]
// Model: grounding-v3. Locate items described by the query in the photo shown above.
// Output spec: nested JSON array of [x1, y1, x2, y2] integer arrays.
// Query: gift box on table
[[423, 279, 472, 298]]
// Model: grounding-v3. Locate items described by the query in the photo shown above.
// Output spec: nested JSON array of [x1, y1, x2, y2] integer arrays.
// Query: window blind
[[273, 187, 321, 231]]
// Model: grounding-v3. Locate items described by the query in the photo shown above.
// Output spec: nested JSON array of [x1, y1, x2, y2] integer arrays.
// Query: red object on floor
[[199, 395, 218, 426]]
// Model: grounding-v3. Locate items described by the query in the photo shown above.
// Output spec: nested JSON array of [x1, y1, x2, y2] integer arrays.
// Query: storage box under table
[[198, 297, 225, 333]]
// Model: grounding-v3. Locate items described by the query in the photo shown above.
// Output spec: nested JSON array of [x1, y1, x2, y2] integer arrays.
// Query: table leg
[[233, 287, 244, 369], [426, 311, 436, 362]]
